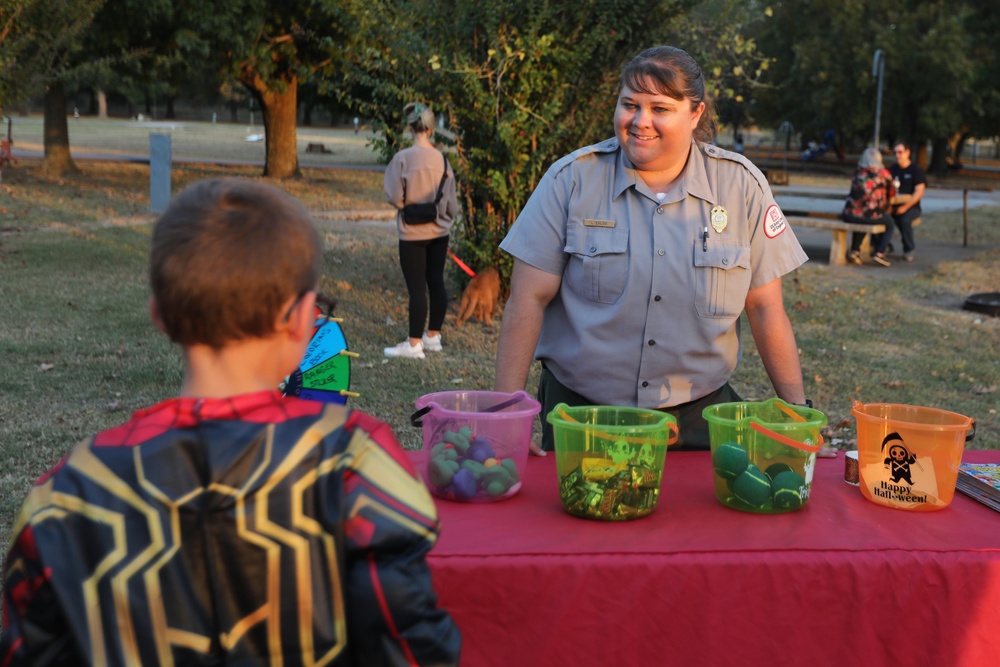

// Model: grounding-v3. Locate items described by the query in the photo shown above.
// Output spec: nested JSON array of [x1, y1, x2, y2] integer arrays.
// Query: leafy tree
[[677, 0, 773, 146], [752, 0, 997, 173], [2, 0, 107, 175], [346, 0, 697, 281], [2, 1, 99, 111], [182, 0, 373, 178]]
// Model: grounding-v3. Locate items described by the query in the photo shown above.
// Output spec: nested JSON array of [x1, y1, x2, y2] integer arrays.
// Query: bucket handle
[[410, 406, 432, 428], [556, 407, 680, 446], [749, 420, 823, 453], [966, 419, 977, 442], [410, 392, 532, 427]]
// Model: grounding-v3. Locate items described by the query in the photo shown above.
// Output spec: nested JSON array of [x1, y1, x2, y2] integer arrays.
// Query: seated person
[[0, 178, 461, 666], [840, 147, 896, 266]]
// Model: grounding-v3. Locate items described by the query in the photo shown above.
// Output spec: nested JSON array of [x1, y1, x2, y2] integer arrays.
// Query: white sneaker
[[421, 333, 443, 352], [384, 340, 425, 359]]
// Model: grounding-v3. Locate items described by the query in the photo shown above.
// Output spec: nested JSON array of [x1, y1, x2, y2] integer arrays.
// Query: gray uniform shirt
[[500, 138, 808, 408]]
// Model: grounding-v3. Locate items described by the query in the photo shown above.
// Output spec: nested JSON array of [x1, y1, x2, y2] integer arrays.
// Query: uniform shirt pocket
[[694, 243, 751, 318], [564, 224, 630, 304]]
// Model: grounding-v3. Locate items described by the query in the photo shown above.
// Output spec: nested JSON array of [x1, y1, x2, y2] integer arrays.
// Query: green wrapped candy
[[732, 463, 772, 507], [458, 426, 473, 440], [500, 458, 519, 482], [483, 465, 514, 491], [427, 457, 459, 487], [486, 480, 507, 497], [771, 470, 806, 509], [712, 442, 749, 480], [443, 430, 471, 455], [430, 441, 459, 461]]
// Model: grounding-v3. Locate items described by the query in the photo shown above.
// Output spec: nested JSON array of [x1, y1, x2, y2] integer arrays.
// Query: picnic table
[[780, 194, 916, 266]]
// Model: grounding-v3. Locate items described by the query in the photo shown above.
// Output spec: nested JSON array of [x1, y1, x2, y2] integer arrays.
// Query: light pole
[[872, 49, 885, 150]]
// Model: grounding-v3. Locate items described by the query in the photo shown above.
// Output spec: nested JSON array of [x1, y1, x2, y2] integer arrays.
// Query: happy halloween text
[[874, 481, 927, 503]]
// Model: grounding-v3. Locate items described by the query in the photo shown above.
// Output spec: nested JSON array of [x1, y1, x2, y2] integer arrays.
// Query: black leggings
[[399, 235, 449, 339]]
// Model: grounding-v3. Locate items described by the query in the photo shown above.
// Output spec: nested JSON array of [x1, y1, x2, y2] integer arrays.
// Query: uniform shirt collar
[[613, 139, 718, 205]]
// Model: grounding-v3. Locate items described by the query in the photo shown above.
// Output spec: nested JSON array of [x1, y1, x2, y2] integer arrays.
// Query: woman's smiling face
[[614, 83, 705, 175]]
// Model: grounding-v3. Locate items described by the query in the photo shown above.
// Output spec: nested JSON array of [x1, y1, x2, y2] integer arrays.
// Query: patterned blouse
[[841, 166, 896, 221]]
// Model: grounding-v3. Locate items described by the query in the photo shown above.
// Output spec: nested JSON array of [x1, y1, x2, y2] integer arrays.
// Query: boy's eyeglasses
[[282, 291, 337, 322]]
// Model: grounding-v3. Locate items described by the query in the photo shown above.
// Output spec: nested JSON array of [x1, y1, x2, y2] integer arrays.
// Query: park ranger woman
[[495, 45, 810, 451]]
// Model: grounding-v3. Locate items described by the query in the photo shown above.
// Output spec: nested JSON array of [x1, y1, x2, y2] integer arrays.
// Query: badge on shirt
[[710, 206, 728, 233], [583, 218, 615, 228]]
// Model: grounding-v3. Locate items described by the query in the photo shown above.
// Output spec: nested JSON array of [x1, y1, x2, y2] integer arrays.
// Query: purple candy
[[467, 438, 495, 464], [452, 467, 478, 499]]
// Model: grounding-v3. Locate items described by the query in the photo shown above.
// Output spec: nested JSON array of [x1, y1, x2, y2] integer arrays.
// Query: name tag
[[583, 218, 615, 228]]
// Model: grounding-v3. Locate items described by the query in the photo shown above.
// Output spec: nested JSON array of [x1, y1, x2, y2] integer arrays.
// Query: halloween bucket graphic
[[851, 401, 976, 511]]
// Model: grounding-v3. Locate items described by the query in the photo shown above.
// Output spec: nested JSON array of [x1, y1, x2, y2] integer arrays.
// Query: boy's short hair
[[150, 178, 322, 349]]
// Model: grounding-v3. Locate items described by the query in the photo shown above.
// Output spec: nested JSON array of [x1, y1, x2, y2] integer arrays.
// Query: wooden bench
[[785, 216, 885, 266]]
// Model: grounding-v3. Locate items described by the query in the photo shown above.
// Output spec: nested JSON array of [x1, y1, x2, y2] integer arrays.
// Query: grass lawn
[[2, 152, 1000, 552]]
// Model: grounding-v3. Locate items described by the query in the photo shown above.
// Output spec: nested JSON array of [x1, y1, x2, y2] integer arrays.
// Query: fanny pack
[[402, 153, 449, 225]]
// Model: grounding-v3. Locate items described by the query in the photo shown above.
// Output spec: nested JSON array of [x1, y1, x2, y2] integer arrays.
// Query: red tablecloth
[[414, 450, 1000, 667]]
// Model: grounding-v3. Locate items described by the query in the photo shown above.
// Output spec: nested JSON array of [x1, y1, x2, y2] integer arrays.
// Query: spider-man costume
[[1, 391, 460, 666]]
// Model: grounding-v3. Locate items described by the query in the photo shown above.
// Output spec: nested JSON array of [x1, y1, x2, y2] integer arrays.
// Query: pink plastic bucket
[[412, 390, 540, 502]]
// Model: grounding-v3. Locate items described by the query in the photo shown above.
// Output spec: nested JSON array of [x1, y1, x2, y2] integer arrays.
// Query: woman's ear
[[148, 296, 168, 334], [690, 101, 706, 130]]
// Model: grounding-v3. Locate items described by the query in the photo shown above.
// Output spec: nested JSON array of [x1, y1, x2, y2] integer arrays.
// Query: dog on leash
[[457, 267, 501, 325]]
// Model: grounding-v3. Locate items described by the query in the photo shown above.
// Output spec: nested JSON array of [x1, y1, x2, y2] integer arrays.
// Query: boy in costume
[[1, 178, 461, 666]]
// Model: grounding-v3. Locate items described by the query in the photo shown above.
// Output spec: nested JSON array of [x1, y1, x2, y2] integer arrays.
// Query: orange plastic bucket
[[851, 401, 976, 511]]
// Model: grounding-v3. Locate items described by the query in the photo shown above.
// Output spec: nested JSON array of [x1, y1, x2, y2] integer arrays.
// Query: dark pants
[[537, 365, 743, 451], [841, 214, 894, 254], [892, 207, 920, 253], [398, 235, 449, 339]]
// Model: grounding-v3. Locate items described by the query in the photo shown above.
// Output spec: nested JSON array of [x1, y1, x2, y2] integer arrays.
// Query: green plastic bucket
[[547, 403, 678, 521], [703, 398, 827, 514]]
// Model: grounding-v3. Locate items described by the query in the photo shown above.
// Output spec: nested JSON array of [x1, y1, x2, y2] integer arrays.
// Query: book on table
[[956, 463, 1000, 513]]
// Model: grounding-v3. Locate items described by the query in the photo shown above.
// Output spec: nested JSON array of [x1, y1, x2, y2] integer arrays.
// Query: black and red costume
[[1, 391, 460, 666]]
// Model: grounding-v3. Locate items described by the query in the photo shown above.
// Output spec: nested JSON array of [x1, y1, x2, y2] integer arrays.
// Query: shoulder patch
[[764, 204, 787, 238]]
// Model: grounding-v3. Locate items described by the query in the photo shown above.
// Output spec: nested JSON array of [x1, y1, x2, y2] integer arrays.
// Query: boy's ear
[[280, 291, 317, 341], [148, 296, 168, 334]]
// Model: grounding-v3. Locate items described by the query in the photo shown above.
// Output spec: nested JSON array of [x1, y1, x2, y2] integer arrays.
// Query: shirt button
[[722, 258, 729, 265], [648, 339, 656, 346], [641, 381, 649, 388], [654, 295, 662, 302], [656, 207, 663, 214], [590, 246, 597, 253], [657, 248, 665, 256]]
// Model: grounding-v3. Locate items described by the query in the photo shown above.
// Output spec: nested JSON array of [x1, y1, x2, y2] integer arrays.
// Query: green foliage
[[345, 0, 696, 282], [674, 0, 773, 137], [0, 0, 105, 108], [750, 0, 998, 169]]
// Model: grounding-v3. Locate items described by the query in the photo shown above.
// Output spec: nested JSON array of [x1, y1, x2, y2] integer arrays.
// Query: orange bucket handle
[[749, 420, 823, 453]]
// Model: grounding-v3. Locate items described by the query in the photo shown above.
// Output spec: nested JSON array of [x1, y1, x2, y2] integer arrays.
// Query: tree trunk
[[928, 138, 950, 175], [166, 96, 176, 120], [42, 81, 79, 177], [97, 88, 108, 118], [239, 66, 299, 179]]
